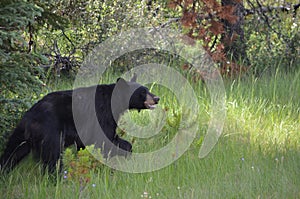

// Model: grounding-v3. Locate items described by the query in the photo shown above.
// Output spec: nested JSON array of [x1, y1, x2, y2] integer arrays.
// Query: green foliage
[[32, 0, 168, 75], [244, 1, 300, 73], [0, 0, 47, 150]]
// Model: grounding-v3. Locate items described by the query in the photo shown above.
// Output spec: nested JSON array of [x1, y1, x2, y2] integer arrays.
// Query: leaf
[[168, 1, 178, 9], [209, 20, 224, 35], [211, 51, 226, 62], [198, 27, 206, 38], [216, 43, 225, 52], [168, 0, 182, 9], [184, 0, 194, 8], [218, 5, 238, 24], [182, 64, 189, 70], [204, 0, 222, 12], [181, 11, 197, 28]]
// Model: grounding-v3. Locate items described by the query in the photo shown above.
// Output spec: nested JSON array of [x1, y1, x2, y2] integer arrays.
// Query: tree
[[244, 0, 299, 72], [0, 0, 45, 151], [221, 0, 248, 64], [167, 0, 299, 74], [168, 0, 248, 76]]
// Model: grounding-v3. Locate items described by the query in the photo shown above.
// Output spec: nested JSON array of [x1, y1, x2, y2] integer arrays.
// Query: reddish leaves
[[209, 20, 224, 35], [181, 11, 197, 28], [169, 0, 245, 77], [218, 5, 238, 24]]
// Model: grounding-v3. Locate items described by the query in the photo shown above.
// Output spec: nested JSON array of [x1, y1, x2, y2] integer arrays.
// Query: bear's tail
[[0, 121, 31, 173]]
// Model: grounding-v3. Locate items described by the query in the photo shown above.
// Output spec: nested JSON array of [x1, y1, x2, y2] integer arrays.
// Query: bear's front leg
[[112, 135, 132, 157]]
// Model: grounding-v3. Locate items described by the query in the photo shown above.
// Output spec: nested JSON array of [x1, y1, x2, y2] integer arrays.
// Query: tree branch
[[244, 3, 300, 16]]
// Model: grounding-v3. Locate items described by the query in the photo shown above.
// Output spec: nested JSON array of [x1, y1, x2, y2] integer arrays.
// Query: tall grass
[[0, 68, 299, 199]]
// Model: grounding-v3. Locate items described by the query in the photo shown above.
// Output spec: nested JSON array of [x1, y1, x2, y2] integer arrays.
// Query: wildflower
[[92, 183, 96, 188], [241, 157, 245, 161], [141, 191, 149, 198], [63, 171, 68, 179]]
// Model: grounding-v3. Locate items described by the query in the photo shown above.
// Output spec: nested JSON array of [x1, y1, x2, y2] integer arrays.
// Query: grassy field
[[0, 69, 299, 199]]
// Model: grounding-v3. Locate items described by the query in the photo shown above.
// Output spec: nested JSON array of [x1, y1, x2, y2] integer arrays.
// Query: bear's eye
[[140, 89, 147, 96]]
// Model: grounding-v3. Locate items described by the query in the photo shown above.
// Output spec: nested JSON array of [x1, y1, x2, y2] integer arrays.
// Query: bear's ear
[[130, 73, 137, 82], [116, 78, 128, 87], [117, 77, 126, 82]]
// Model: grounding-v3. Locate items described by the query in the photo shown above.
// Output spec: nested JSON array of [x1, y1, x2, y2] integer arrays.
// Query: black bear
[[0, 76, 159, 173]]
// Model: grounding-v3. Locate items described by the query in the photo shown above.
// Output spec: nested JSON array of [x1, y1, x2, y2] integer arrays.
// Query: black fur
[[0, 78, 159, 173]]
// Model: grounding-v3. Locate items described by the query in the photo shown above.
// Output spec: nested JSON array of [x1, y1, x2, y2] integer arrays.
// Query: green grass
[[1, 69, 299, 199]]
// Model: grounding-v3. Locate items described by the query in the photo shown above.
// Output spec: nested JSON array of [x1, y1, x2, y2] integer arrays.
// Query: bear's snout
[[144, 93, 160, 110], [153, 96, 160, 104]]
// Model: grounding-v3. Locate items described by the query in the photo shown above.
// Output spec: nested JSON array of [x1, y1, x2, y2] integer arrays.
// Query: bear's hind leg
[[39, 131, 64, 173]]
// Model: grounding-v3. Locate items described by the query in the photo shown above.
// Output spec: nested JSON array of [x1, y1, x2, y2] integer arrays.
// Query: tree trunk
[[221, 0, 249, 65]]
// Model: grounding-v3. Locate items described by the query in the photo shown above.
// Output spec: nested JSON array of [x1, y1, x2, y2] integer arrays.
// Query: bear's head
[[114, 76, 160, 111]]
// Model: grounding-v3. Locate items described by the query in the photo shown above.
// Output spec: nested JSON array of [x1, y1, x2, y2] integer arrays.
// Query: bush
[[63, 146, 104, 186]]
